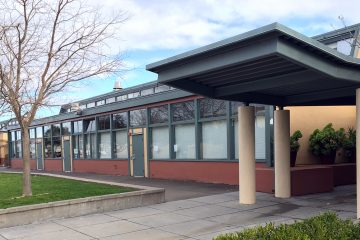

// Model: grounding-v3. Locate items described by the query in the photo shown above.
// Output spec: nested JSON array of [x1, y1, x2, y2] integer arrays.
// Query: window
[[151, 126, 169, 159], [87, 102, 95, 108], [130, 109, 146, 127], [73, 120, 83, 133], [98, 115, 110, 130], [52, 124, 61, 158], [172, 101, 195, 122], [201, 120, 227, 159], [73, 135, 84, 159], [114, 131, 128, 158], [113, 113, 127, 129], [84, 118, 96, 132], [85, 133, 96, 158], [96, 100, 105, 106], [155, 85, 170, 93], [234, 106, 266, 159], [36, 127, 43, 138], [231, 101, 244, 115], [44, 137, 52, 158], [29, 128, 36, 159], [62, 122, 71, 135], [150, 105, 168, 124], [106, 97, 115, 104], [174, 124, 195, 159], [43, 125, 51, 138], [141, 88, 154, 96], [199, 99, 226, 118], [117, 95, 128, 101], [128, 92, 140, 99], [99, 132, 111, 158]]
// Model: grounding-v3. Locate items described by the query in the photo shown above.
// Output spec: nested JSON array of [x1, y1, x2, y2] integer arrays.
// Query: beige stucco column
[[274, 108, 291, 198], [356, 89, 360, 219], [238, 106, 256, 204]]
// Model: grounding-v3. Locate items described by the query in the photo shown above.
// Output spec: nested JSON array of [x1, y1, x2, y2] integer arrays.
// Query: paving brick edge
[[0, 172, 165, 228]]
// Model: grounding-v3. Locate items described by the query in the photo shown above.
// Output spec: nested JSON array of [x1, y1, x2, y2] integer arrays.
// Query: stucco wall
[[286, 106, 356, 165]]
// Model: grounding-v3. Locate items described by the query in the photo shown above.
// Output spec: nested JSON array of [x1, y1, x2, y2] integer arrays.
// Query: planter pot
[[290, 151, 297, 167], [319, 151, 336, 164]]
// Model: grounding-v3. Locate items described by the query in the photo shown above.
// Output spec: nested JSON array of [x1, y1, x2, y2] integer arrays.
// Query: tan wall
[[286, 106, 356, 165]]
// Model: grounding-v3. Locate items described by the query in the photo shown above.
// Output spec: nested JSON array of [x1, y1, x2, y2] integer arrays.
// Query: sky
[[40, 0, 360, 117]]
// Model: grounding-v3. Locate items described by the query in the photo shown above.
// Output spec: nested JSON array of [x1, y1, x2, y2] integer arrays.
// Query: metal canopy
[[147, 23, 360, 106]]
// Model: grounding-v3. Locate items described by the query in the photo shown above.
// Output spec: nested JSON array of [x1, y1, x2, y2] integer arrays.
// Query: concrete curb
[[0, 172, 165, 228]]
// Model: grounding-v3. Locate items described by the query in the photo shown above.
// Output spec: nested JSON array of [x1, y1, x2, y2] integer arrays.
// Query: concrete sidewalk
[[0, 185, 356, 240]]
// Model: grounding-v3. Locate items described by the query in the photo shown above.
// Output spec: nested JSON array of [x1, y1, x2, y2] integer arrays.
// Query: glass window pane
[[151, 127, 169, 159], [175, 124, 195, 159], [199, 99, 226, 118], [234, 107, 266, 159], [91, 133, 96, 158], [44, 138, 52, 158], [99, 132, 111, 158], [29, 128, 36, 139], [155, 85, 170, 93], [106, 97, 115, 104], [11, 131, 16, 141], [141, 88, 154, 96], [114, 131, 128, 158], [44, 126, 51, 138], [117, 95, 128, 101], [87, 102, 95, 108], [16, 131, 21, 140], [130, 109, 146, 127], [53, 136, 62, 158], [16, 141, 22, 158], [113, 112, 127, 129], [84, 118, 96, 132], [30, 140, 36, 159], [52, 124, 61, 136], [73, 120, 83, 133], [96, 100, 105, 106], [85, 134, 91, 158], [128, 92, 140, 99], [36, 127, 43, 138], [98, 115, 111, 130], [172, 101, 195, 122], [202, 120, 227, 159], [150, 105, 168, 124], [73, 135, 83, 159], [62, 122, 71, 135]]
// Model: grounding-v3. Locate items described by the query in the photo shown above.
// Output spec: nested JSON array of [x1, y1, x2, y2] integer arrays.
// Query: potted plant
[[343, 127, 356, 163], [290, 130, 302, 167], [309, 123, 345, 164]]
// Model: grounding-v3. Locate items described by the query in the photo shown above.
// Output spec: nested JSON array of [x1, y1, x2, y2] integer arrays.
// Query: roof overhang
[[147, 23, 360, 106]]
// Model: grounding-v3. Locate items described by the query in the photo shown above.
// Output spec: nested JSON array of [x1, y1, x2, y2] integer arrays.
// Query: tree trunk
[[21, 126, 32, 196]]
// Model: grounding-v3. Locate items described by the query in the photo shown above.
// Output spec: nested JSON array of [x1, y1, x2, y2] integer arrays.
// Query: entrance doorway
[[62, 136, 72, 172], [36, 139, 44, 170], [132, 133, 145, 177]]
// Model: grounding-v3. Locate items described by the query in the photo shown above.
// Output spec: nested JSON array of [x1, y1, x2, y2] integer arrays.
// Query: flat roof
[[147, 22, 360, 106]]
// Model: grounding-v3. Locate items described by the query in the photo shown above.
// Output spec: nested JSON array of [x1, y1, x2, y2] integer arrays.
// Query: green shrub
[[309, 123, 345, 157], [290, 130, 303, 152], [214, 212, 360, 240], [343, 127, 356, 159]]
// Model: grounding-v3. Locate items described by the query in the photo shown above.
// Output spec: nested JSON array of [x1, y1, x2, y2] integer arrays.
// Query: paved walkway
[[0, 184, 356, 240]]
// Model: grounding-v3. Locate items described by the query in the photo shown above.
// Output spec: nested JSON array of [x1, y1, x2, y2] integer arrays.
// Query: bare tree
[[0, 0, 127, 196]]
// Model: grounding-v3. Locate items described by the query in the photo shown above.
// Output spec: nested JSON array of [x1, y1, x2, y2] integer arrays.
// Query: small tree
[[0, 0, 127, 196]]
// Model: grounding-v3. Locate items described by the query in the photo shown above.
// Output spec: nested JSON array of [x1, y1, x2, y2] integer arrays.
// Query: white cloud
[[88, 0, 360, 51]]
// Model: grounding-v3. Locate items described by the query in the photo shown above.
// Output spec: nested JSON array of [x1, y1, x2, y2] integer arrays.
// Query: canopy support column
[[357, 89, 360, 219], [238, 106, 256, 204], [274, 108, 291, 198]]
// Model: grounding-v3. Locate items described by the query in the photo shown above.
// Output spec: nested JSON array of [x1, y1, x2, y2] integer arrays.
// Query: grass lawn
[[0, 173, 135, 209]]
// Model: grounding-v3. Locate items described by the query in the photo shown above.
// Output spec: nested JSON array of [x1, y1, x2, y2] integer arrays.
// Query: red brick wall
[[44, 159, 63, 172], [11, 159, 37, 170], [149, 160, 273, 192], [73, 160, 128, 175]]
